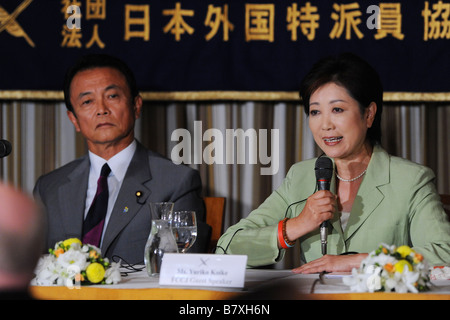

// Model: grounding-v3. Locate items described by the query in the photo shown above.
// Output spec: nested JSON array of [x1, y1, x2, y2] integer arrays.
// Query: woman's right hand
[[284, 190, 337, 243]]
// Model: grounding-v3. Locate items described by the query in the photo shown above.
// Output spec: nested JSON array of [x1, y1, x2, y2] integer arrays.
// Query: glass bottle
[[144, 219, 178, 277]]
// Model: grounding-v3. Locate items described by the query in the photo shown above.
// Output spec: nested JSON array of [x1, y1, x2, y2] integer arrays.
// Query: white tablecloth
[[82, 267, 450, 296]]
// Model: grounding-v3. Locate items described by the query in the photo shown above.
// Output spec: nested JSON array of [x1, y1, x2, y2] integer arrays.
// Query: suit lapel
[[344, 146, 390, 240], [101, 143, 152, 252], [58, 156, 90, 238]]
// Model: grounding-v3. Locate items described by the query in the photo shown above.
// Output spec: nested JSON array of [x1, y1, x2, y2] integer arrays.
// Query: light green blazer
[[216, 145, 450, 267]]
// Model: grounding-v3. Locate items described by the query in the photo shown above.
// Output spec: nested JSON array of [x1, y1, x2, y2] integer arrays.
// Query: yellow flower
[[54, 248, 64, 257], [394, 260, 413, 273], [89, 250, 99, 259], [63, 238, 82, 248], [413, 253, 424, 264], [384, 263, 395, 273], [86, 263, 105, 283], [396, 245, 413, 258]]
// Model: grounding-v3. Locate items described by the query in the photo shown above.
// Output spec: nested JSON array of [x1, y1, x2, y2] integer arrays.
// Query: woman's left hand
[[291, 253, 368, 274]]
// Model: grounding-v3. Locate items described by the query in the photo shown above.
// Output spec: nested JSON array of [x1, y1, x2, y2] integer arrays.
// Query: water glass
[[171, 211, 197, 253]]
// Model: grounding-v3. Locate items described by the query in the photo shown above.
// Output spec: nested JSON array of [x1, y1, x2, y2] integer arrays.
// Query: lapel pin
[[135, 191, 146, 204], [123, 206, 129, 213]]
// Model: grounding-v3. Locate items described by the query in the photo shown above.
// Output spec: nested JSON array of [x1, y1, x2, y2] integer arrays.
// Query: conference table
[[30, 267, 450, 300]]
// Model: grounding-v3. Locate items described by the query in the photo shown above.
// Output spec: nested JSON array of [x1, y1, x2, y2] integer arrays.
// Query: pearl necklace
[[336, 169, 367, 182]]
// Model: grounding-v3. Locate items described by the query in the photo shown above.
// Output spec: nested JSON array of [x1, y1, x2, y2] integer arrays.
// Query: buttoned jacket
[[217, 145, 450, 267]]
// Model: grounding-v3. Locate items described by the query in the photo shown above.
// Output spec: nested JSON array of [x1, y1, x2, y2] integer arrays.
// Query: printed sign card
[[159, 254, 247, 288]]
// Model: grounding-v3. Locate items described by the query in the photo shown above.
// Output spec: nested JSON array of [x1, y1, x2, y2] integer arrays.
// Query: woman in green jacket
[[216, 53, 450, 272]]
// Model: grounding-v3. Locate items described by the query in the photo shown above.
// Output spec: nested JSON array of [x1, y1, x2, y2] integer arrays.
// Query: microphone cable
[[215, 196, 311, 254]]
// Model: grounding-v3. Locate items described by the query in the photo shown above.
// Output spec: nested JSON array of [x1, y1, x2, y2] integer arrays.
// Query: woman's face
[[308, 82, 376, 161]]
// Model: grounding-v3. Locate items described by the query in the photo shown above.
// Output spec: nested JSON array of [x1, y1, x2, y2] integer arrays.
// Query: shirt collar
[[88, 140, 137, 182]]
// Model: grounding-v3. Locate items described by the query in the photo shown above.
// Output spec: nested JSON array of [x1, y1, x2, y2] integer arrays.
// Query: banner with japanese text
[[0, 0, 449, 101]]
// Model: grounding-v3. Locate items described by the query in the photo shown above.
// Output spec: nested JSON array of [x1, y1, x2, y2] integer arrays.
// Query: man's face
[[67, 67, 142, 153]]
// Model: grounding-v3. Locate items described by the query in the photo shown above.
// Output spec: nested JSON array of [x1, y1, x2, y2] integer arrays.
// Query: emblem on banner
[[0, 0, 35, 47]]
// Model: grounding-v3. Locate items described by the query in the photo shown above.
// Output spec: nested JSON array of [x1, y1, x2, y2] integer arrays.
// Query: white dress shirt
[[84, 140, 137, 245]]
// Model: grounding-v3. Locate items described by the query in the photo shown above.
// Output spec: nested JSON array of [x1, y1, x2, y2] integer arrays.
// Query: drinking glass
[[171, 211, 197, 253], [149, 202, 174, 220]]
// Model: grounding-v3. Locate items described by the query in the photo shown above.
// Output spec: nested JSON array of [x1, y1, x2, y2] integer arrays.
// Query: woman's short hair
[[63, 54, 139, 113], [299, 52, 383, 146]]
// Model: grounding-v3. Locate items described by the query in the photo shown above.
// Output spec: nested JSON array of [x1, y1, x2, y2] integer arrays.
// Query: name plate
[[159, 254, 247, 288]]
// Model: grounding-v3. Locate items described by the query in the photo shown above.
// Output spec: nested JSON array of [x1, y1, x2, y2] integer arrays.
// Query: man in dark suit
[[34, 54, 209, 264]]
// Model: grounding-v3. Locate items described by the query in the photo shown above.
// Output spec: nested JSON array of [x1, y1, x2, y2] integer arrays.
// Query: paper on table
[[323, 272, 352, 278]]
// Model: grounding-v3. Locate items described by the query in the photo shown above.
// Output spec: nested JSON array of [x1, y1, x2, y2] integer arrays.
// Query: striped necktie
[[82, 163, 111, 247]]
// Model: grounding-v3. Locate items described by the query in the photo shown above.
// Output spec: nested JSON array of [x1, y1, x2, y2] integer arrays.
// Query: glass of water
[[171, 211, 197, 253]]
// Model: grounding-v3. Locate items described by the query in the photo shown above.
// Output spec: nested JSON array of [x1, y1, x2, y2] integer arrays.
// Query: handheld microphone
[[0, 140, 12, 158], [314, 156, 333, 255]]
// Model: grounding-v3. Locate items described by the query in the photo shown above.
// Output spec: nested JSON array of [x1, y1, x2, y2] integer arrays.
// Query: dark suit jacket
[[34, 141, 210, 264]]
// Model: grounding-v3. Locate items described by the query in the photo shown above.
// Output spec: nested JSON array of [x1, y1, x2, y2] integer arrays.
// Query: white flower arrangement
[[430, 266, 450, 280], [343, 244, 430, 293], [34, 238, 121, 287]]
